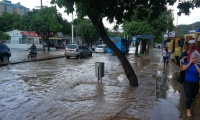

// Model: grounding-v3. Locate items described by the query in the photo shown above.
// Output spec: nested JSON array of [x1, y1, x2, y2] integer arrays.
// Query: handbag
[[176, 71, 185, 84]]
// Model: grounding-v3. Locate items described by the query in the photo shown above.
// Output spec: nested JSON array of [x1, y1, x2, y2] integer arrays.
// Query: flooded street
[[0, 51, 144, 120], [1, 48, 200, 120]]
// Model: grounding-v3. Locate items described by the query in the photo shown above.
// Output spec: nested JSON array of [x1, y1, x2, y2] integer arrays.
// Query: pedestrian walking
[[176, 42, 189, 84], [179, 42, 189, 68], [174, 43, 182, 68], [182, 53, 200, 117], [187, 38, 200, 62], [162, 46, 169, 68]]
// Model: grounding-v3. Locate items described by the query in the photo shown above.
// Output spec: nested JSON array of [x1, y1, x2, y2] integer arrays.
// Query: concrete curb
[[0, 55, 65, 67]]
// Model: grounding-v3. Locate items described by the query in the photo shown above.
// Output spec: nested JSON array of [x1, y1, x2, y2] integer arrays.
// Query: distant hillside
[[175, 21, 200, 36]]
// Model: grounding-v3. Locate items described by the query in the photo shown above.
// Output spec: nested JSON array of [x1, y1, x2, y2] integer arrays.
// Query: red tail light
[[76, 49, 78, 52]]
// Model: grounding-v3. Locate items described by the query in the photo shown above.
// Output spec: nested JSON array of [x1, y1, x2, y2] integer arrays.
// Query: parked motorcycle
[[28, 49, 37, 59]]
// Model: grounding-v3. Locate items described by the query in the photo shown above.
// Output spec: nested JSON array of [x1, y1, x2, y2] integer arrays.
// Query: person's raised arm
[[182, 60, 192, 71], [195, 63, 200, 73], [180, 47, 182, 52]]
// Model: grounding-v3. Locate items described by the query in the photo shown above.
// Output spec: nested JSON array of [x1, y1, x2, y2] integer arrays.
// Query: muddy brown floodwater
[[1, 48, 199, 120], [0, 50, 156, 120]]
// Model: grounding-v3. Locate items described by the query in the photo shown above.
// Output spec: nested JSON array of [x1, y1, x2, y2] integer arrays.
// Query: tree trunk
[[44, 39, 51, 52], [141, 40, 147, 54], [90, 17, 138, 87], [135, 39, 140, 57], [42, 32, 45, 52], [47, 40, 50, 51], [147, 42, 150, 54]]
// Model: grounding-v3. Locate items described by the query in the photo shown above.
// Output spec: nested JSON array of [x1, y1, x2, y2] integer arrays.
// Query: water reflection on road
[[0, 53, 134, 120], [2, 49, 199, 120], [155, 60, 200, 120]]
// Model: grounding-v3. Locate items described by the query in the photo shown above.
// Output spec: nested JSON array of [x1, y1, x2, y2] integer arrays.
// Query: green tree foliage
[[56, 13, 71, 35], [123, 9, 174, 56], [175, 21, 200, 37], [130, 8, 175, 41], [151, 9, 175, 35], [123, 21, 154, 56], [0, 13, 21, 32], [123, 21, 154, 36], [19, 7, 66, 51], [0, 31, 10, 42], [177, 0, 200, 16], [51, 0, 194, 87], [75, 18, 99, 47]]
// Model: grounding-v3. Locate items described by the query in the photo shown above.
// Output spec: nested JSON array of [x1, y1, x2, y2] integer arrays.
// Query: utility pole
[[41, 0, 43, 9], [41, 0, 45, 51], [176, 14, 178, 34], [72, 12, 74, 44]]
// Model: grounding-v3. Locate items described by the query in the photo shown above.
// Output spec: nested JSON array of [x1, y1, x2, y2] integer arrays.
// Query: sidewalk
[[0, 49, 65, 66], [154, 49, 200, 120]]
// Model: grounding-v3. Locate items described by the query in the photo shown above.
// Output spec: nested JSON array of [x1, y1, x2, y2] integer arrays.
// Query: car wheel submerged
[[79, 53, 83, 59], [2, 55, 9, 62], [66, 56, 70, 59]]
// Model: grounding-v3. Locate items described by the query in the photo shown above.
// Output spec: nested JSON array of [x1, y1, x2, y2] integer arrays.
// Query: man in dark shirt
[[30, 44, 37, 52]]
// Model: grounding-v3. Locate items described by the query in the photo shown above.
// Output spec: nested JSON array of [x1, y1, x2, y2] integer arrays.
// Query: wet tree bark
[[90, 16, 138, 87], [141, 40, 147, 54], [135, 39, 140, 57], [47, 40, 50, 52], [41, 32, 45, 52]]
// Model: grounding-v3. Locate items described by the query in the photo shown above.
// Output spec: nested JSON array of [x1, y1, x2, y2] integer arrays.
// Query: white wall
[[6, 30, 22, 44], [6, 44, 43, 49], [6, 30, 41, 48]]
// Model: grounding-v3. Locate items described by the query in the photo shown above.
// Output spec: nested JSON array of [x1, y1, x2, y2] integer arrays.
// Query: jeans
[[175, 56, 180, 67], [183, 80, 199, 109]]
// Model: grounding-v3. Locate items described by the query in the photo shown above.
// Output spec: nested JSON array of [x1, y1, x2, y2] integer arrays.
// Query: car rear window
[[67, 44, 77, 49]]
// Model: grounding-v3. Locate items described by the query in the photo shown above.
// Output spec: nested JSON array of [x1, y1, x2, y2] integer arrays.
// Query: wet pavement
[[0, 48, 65, 66], [0, 48, 200, 120]]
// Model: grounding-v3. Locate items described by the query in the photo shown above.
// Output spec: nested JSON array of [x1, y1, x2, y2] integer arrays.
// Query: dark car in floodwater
[[0, 43, 11, 62]]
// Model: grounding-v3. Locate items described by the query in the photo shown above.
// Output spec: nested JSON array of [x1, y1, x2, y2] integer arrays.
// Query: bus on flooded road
[[106, 37, 130, 54]]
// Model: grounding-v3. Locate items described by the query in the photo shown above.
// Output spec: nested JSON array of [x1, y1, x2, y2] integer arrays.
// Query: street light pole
[[41, 0, 43, 9], [41, 0, 45, 51], [72, 12, 74, 44]]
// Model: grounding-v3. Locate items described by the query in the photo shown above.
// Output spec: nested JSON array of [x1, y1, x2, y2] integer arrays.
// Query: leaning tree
[[51, 0, 198, 87]]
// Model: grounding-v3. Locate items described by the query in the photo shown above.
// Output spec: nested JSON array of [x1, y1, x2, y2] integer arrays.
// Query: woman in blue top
[[182, 53, 200, 117]]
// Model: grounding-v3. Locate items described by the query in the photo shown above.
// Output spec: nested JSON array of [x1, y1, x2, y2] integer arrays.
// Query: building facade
[[0, 0, 29, 15], [4, 30, 83, 50], [5, 30, 42, 49]]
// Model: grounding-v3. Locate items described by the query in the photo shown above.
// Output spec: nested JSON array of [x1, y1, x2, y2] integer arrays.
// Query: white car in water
[[64, 44, 92, 59], [95, 44, 107, 53]]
